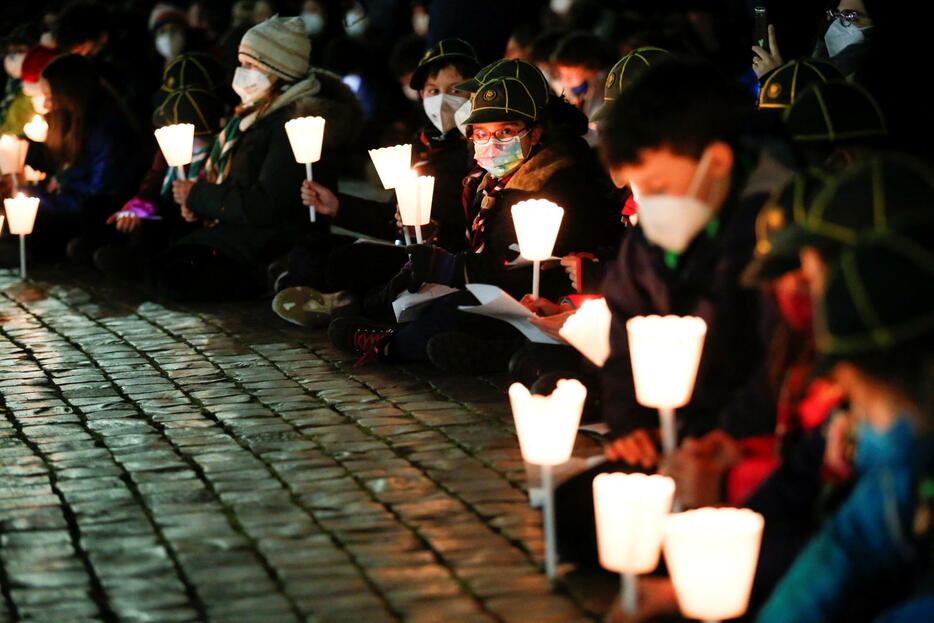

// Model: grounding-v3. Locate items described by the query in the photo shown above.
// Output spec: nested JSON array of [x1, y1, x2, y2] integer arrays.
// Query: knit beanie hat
[[148, 3, 187, 33], [238, 16, 310, 83]]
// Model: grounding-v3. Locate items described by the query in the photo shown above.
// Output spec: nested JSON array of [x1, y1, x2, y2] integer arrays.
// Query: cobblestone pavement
[[0, 268, 611, 623]]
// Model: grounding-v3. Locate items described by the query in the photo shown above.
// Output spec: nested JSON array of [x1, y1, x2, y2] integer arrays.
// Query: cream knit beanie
[[238, 16, 310, 82]]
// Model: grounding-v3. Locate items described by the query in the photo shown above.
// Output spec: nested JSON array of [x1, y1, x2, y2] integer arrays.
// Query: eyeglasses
[[469, 126, 529, 145], [826, 9, 864, 26]]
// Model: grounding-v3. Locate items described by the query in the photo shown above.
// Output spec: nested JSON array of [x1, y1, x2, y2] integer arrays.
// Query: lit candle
[[509, 379, 587, 580], [559, 297, 612, 367], [663, 508, 764, 622], [154, 123, 195, 177], [0, 134, 29, 176], [594, 473, 675, 616], [23, 115, 48, 143], [3, 192, 40, 280], [626, 315, 707, 458], [285, 116, 326, 223], [368, 144, 413, 190], [394, 174, 434, 244], [510, 199, 564, 299]]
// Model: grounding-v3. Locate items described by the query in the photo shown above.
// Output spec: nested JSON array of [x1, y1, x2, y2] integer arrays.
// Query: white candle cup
[[511, 199, 564, 299], [395, 174, 434, 244], [594, 473, 676, 617], [509, 379, 587, 580], [23, 115, 48, 143], [285, 116, 326, 223], [559, 298, 612, 367], [0, 134, 29, 176], [369, 144, 413, 189], [154, 123, 195, 171], [626, 315, 707, 457], [664, 508, 764, 622], [4, 193, 40, 280]]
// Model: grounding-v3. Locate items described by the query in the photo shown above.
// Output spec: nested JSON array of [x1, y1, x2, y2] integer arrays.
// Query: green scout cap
[[152, 86, 224, 135], [409, 38, 480, 90], [784, 80, 888, 143], [816, 226, 934, 363], [462, 76, 541, 125], [767, 153, 934, 261], [161, 52, 225, 93], [455, 58, 550, 117], [740, 168, 832, 286], [590, 47, 669, 122], [758, 57, 842, 109]]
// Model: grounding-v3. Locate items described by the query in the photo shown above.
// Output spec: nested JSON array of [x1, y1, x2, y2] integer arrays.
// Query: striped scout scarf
[[200, 72, 323, 184], [161, 145, 209, 195]]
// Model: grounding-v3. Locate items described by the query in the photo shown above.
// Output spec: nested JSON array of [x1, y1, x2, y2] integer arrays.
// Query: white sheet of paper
[[392, 283, 460, 322], [457, 283, 558, 344]]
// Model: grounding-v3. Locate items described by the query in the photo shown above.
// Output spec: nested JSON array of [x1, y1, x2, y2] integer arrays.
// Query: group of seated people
[[0, 1, 931, 621]]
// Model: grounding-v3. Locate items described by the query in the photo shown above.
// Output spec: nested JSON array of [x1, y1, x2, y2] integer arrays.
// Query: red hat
[[21, 44, 59, 86]]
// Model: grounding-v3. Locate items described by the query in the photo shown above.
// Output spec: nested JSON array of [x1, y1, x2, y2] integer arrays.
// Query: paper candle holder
[[154, 123, 195, 167], [0, 134, 29, 175], [508, 379, 587, 466], [664, 508, 764, 621], [4, 193, 39, 235], [369, 144, 413, 189], [626, 315, 707, 409], [559, 297, 612, 367], [23, 115, 48, 143], [593, 473, 675, 574], [511, 199, 564, 261], [285, 116, 326, 164], [395, 174, 434, 227]]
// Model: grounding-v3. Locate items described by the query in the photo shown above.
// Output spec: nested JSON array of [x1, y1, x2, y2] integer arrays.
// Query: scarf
[[201, 72, 323, 184], [161, 145, 209, 195], [465, 169, 516, 253]]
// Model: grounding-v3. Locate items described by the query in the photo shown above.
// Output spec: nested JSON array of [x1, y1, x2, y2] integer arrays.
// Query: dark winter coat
[[600, 145, 792, 440], [180, 70, 362, 266], [459, 134, 618, 300]]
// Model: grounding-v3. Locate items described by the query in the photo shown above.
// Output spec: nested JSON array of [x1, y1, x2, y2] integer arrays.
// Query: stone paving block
[[0, 270, 601, 623]]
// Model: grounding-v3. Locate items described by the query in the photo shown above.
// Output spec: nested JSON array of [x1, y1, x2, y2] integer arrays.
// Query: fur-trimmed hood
[[290, 68, 363, 149]]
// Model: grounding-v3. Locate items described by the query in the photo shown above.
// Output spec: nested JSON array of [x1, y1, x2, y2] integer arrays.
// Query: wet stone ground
[[0, 268, 610, 623]]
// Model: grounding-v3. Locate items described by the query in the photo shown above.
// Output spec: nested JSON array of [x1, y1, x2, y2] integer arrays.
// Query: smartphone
[[754, 6, 769, 52]]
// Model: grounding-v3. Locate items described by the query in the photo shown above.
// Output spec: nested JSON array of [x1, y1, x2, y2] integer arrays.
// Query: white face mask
[[550, 0, 574, 15], [232, 66, 272, 105], [155, 30, 185, 60], [454, 97, 472, 136], [344, 9, 368, 37], [635, 148, 715, 254], [302, 12, 325, 36], [422, 93, 467, 134], [824, 19, 867, 58], [4, 52, 25, 79], [413, 13, 429, 37]]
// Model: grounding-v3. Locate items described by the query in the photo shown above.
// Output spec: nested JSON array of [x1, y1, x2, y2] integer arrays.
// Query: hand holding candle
[[511, 199, 564, 299], [285, 116, 326, 222], [154, 123, 195, 178], [23, 115, 48, 143]]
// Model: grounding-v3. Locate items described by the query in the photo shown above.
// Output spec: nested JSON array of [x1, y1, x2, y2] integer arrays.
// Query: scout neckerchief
[[160, 144, 209, 195], [202, 114, 245, 184], [467, 169, 516, 253]]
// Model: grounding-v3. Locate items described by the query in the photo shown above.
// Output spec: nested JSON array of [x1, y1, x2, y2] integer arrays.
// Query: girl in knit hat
[[158, 16, 361, 301]]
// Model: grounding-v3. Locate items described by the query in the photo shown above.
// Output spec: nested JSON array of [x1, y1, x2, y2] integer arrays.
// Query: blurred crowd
[[1, 1, 931, 622]]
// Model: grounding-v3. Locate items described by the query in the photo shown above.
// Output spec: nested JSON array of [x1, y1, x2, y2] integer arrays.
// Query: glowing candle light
[[559, 297, 612, 367], [368, 144, 412, 190], [285, 116, 327, 223], [0, 134, 29, 177], [3, 192, 40, 280], [509, 379, 587, 580], [511, 199, 564, 299], [626, 315, 707, 458], [663, 508, 764, 622], [154, 123, 195, 175], [594, 473, 675, 616], [23, 115, 48, 143], [394, 174, 434, 244]]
